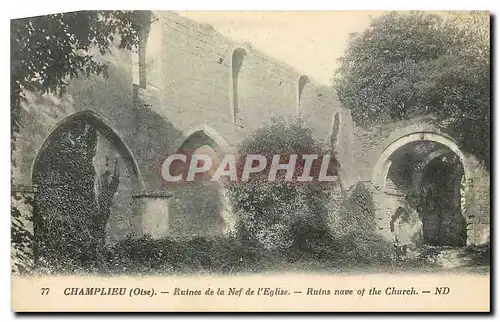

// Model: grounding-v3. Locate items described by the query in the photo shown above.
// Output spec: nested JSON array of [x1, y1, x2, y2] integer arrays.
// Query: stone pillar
[[464, 173, 490, 246], [464, 176, 478, 246], [453, 169, 463, 214], [133, 191, 172, 239], [462, 157, 490, 246], [11, 185, 37, 275], [219, 188, 235, 235]]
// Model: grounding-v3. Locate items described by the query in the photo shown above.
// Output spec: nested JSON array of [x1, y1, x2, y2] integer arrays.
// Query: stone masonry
[[11, 11, 490, 270]]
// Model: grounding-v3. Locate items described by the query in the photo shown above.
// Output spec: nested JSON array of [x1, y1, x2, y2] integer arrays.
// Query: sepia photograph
[[9, 8, 491, 312]]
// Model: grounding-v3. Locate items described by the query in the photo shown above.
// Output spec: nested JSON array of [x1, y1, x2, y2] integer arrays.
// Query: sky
[[177, 11, 385, 85]]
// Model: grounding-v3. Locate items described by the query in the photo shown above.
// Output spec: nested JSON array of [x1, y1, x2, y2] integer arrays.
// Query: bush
[[462, 243, 491, 266], [330, 183, 394, 264], [100, 235, 273, 275], [226, 118, 334, 252], [100, 234, 335, 275]]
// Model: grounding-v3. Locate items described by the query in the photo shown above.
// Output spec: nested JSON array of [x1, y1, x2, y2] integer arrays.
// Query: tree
[[226, 118, 337, 253], [11, 11, 148, 273], [333, 11, 490, 169], [11, 10, 148, 135]]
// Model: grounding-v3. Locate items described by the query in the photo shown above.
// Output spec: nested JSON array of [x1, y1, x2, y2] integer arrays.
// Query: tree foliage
[[11, 11, 146, 273], [334, 11, 490, 169], [226, 118, 334, 252], [11, 10, 145, 134]]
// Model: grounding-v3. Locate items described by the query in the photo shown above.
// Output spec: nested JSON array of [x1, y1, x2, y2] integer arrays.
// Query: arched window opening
[[232, 48, 246, 123], [329, 112, 341, 152], [297, 75, 309, 114]]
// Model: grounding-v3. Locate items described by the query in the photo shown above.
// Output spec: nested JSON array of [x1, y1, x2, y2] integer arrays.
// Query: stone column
[[11, 185, 37, 275], [464, 172, 490, 246], [453, 169, 463, 214], [133, 191, 172, 239], [221, 187, 237, 236], [462, 156, 490, 246]]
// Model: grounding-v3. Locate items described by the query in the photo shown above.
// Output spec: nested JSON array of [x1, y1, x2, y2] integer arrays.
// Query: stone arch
[[168, 125, 235, 238], [372, 132, 470, 190], [231, 48, 247, 124], [371, 131, 473, 247], [412, 148, 457, 190], [297, 75, 309, 115], [31, 110, 145, 263], [420, 148, 453, 170], [171, 125, 231, 155], [30, 110, 143, 189]]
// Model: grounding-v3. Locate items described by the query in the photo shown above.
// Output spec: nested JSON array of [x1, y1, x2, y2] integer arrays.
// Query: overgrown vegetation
[[226, 119, 333, 254], [333, 11, 490, 170], [33, 119, 114, 272], [14, 12, 489, 275], [31, 119, 399, 275], [462, 244, 491, 267], [11, 11, 147, 274], [330, 183, 394, 264]]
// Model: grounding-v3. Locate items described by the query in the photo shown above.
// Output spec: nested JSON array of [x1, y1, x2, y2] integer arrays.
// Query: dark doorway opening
[[385, 141, 466, 247], [419, 156, 466, 247]]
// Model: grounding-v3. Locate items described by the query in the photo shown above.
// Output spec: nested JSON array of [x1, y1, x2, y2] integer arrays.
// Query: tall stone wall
[[11, 10, 490, 273], [142, 11, 338, 148]]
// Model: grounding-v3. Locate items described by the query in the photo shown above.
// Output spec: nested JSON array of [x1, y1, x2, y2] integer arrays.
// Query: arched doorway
[[373, 132, 470, 247], [31, 111, 140, 269], [167, 127, 234, 238]]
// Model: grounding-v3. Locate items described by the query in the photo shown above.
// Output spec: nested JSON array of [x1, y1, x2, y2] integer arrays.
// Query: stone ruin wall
[[11, 11, 491, 273]]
